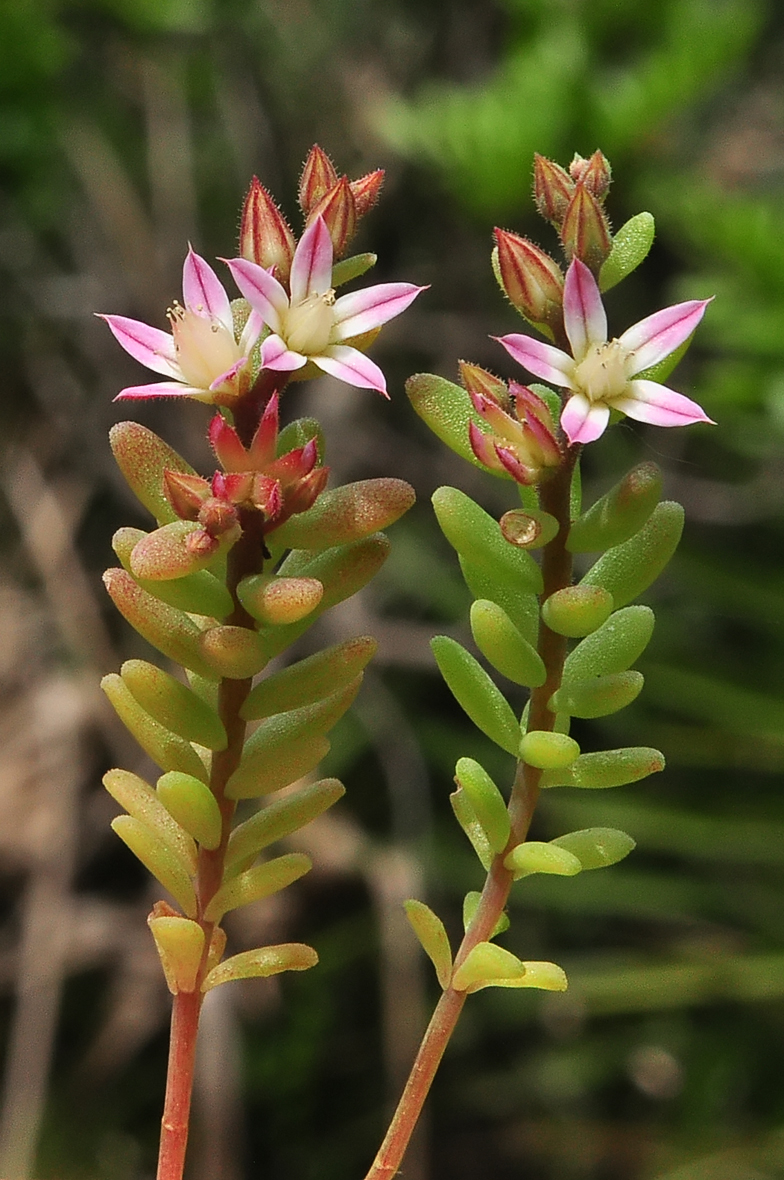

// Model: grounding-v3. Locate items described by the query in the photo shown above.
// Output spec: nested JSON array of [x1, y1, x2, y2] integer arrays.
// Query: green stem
[[363, 449, 578, 1180]]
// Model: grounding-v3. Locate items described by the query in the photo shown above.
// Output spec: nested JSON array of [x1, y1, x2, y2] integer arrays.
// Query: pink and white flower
[[495, 258, 714, 445], [225, 216, 426, 397], [100, 248, 263, 402]]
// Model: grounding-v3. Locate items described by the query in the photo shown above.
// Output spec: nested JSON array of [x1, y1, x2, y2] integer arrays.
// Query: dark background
[[3, 0, 784, 1177]]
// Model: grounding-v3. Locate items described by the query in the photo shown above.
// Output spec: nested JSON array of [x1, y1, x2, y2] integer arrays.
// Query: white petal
[[619, 299, 711, 375], [613, 380, 715, 427], [313, 345, 388, 395], [290, 217, 333, 303], [560, 394, 610, 445], [224, 258, 287, 334], [261, 334, 307, 371], [182, 248, 233, 331], [563, 258, 607, 361], [100, 314, 180, 379], [494, 334, 575, 388], [332, 282, 426, 341]]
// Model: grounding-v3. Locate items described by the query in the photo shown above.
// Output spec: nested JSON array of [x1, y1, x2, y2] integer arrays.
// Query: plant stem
[[155, 378, 286, 1180], [363, 449, 577, 1180]]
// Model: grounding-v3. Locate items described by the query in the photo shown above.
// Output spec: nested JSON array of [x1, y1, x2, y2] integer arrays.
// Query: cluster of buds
[[460, 362, 562, 485], [240, 145, 384, 279], [494, 229, 564, 335], [533, 150, 612, 276]]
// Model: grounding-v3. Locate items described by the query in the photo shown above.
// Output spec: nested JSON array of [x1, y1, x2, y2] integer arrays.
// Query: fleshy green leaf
[[271, 479, 414, 553], [112, 815, 196, 917], [541, 586, 614, 638], [549, 671, 644, 719], [101, 675, 210, 782], [204, 853, 311, 922], [599, 212, 655, 292], [433, 487, 543, 595], [551, 827, 636, 870], [241, 637, 377, 721], [541, 746, 665, 789], [454, 757, 510, 853], [156, 771, 223, 850], [563, 606, 655, 683], [581, 501, 684, 608], [120, 660, 227, 751], [225, 779, 345, 871], [504, 841, 582, 879], [431, 636, 520, 754], [407, 374, 507, 475], [470, 600, 545, 687], [202, 943, 318, 991], [404, 900, 453, 989], [567, 462, 662, 554]]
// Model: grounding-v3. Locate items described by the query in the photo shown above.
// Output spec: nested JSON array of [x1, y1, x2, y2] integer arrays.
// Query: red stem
[[363, 448, 578, 1180], [154, 376, 287, 1180]]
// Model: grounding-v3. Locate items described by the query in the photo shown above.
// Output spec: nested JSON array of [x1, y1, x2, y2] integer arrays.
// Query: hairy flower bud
[[197, 497, 239, 538], [570, 150, 612, 201], [494, 229, 564, 329], [350, 169, 385, 217], [239, 177, 296, 283], [533, 154, 574, 228], [299, 145, 339, 215], [559, 183, 612, 276], [307, 175, 358, 258], [163, 470, 211, 521], [458, 361, 510, 409]]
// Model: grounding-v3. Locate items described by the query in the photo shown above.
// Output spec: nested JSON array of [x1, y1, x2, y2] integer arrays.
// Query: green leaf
[[519, 730, 580, 769], [112, 816, 196, 917], [431, 636, 520, 754], [451, 942, 526, 992], [551, 827, 636, 870], [120, 660, 227, 751], [332, 252, 377, 286], [599, 212, 655, 292], [101, 675, 210, 782], [459, 554, 539, 648], [225, 779, 345, 872], [242, 637, 377, 721], [454, 757, 510, 853], [563, 606, 655, 683], [504, 841, 582, 879], [542, 586, 614, 638], [156, 772, 223, 850], [433, 487, 543, 595], [567, 462, 663, 554], [103, 768, 197, 873], [580, 501, 684, 607], [109, 421, 196, 525], [406, 374, 508, 475], [463, 892, 510, 937], [202, 944, 318, 991], [450, 789, 493, 870], [270, 479, 414, 553], [541, 746, 665, 789], [404, 900, 453, 989], [276, 417, 325, 463], [470, 600, 545, 687], [549, 670, 644, 719], [204, 853, 311, 922]]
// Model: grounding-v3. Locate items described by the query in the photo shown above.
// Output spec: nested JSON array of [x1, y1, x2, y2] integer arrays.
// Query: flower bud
[[570, 149, 611, 200], [307, 175, 357, 258], [299, 144, 339, 215], [494, 229, 564, 327], [240, 176, 296, 282], [251, 475, 283, 519], [560, 183, 612, 276], [458, 362, 510, 408], [163, 471, 211, 521], [197, 496, 240, 538], [533, 153, 574, 227], [349, 168, 384, 217]]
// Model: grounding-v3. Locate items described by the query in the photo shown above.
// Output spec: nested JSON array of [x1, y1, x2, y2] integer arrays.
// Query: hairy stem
[[155, 378, 286, 1180], [363, 450, 577, 1180]]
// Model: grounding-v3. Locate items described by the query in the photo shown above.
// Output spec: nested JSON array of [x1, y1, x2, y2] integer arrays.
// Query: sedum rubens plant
[[363, 150, 714, 1180], [99, 145, 424, 1180]]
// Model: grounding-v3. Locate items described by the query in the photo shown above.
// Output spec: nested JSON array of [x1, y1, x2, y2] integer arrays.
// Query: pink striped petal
[[495, 445, 538, 485], [332, 282, 427, 341], [224, 258, 288, 334], [209, 357, 248, 391], [468, 421, 504, 470], [563, 258, 607, 361], [100, 314, 180, 378], [260, 334, 307, 371], [619, 299, 711, 375], [114, 381, 204, 400], [183, 248, 233, 331], [561, 394, 610, 445], [614, 380, 715, 428], [313, 345, 388, 396], [494, 333, 575, 388], [290, 216, 333, 303], [238, 308, 264, 354]]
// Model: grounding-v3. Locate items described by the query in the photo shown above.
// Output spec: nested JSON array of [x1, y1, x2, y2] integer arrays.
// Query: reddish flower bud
[[458, 361, 510, 409], [239, 177, 296, 282], [186, 529, 220, 560], [559, 183, 612, 276], [510, 382, 556, 433], [299, 145, 339, 215], [533, 154, 574, 228], [307, 175, 358, 258], [163, 470, 211, 521], [209, 414, 248, 473], [267, 438, 319, 486], [570, 150, 611, 201], [350, 169, 385, 218], [494, 229, 564, 328], [213, 471, 253, 506], [197, 497, 239, 538], [247, 393, 280, 469], [251, 475, 283, 519], [283, 465, 330, 517]]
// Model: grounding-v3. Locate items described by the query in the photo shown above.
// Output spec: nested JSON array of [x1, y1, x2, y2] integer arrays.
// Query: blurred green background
[[3, 0, 784, 1177]]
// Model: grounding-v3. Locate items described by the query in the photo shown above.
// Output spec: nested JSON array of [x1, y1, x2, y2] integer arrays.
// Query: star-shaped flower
[[226, 216, 426, 397], [496, 258, 713, 445], [101, 248, 263, 402]]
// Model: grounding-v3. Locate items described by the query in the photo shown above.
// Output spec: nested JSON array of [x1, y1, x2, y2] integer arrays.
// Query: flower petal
[[261, 334, 307, 371], [560, 393, 610, 444], [238, 308, 264, 354], [114, 381, 205, 400], [182, 248, 233, 331], [619, 299, 712, 375], [313, 345, 388, 396], [290, 216, 333, 303], [332, 282, 427, 341], [100, 314, 180, 379], [209, 357, 248, 391], [494, 334, 575, 388], [563, 258, 607, 361], [614, 380, 715, 428], [224, 258, 288, 334]]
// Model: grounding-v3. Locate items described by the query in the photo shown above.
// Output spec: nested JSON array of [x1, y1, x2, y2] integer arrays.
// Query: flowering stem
[[363, 448, 577, 1180], [155, 379, 287, 1180]]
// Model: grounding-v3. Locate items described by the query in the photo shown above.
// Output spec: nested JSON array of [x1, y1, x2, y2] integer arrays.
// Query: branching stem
[[363, 447, 578, 1180]]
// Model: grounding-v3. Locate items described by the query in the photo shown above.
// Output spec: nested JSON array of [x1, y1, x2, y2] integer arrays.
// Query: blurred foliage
[[5, 0, 784, 1179]]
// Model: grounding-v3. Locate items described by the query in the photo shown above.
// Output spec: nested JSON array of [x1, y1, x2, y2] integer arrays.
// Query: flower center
[[283, 290, 336, 356], [169, 303, 243, 390], [573, 339, 631, 403]]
